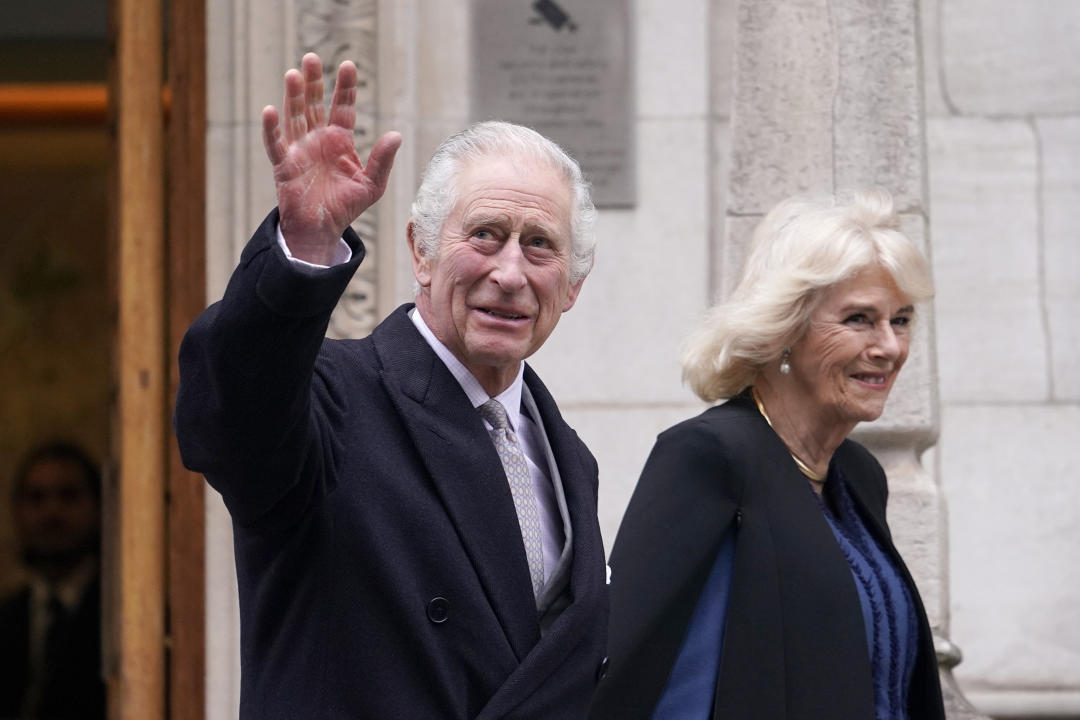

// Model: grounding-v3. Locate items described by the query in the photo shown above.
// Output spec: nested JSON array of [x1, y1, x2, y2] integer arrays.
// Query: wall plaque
[[472, 0, 635, 207]]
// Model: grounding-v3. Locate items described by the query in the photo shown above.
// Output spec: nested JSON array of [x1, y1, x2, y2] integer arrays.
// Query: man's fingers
[[361, 131, 403, 193], [261, 105, 288, 167], [302, 53, 326, 129], [282, 69, 308, 144], [328, 61, 358, 131]]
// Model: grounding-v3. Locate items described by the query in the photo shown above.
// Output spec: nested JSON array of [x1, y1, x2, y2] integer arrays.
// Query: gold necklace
[[750, 387, 826, 483]]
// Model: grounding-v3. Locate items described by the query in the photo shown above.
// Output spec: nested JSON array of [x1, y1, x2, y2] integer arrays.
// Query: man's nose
[[490, 237, 527, 291]]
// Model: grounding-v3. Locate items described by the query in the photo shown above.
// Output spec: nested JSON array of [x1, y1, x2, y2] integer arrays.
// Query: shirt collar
[[28, 556, 98, 612], [409, 308, 525, 431]]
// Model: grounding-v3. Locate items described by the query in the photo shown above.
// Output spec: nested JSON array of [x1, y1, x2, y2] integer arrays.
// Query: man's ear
[[407, 221, 432, 287], [562, 277, 585, 312]]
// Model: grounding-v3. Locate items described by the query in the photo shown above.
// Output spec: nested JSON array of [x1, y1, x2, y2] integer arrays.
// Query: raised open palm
[[262, 53, 401, 264]]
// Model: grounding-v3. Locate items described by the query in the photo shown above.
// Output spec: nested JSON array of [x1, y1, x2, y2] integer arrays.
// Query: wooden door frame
[[109, 0, 166, 714], [165, 0, 207, 717], [109, 0, 206, 716]]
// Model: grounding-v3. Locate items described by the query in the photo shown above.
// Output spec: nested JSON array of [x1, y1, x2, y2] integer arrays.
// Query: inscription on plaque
[[472, 0, 635, 207]]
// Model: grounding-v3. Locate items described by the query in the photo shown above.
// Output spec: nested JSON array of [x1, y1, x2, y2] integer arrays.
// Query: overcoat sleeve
[[173, 208, 364, 526]]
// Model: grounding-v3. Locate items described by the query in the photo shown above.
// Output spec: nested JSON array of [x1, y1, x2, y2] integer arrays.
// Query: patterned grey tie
[[479, 398, 545, 597]]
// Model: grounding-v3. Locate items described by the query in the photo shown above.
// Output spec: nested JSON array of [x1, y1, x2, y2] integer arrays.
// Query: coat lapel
[[372, 306, 540, 660], [475, 365, 607, 719]]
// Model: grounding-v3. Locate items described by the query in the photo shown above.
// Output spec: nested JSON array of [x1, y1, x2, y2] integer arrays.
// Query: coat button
[[596, 656, 609, 681], [427, 597, 450, 624]]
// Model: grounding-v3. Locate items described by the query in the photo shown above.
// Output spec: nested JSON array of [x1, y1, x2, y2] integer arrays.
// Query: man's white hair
[[409, 121, 597, 284]]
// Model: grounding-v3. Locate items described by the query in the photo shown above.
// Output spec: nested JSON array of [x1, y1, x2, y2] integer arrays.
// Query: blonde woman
[[590, 190, 946, 720]]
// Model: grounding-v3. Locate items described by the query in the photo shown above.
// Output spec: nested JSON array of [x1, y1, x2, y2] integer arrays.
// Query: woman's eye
[[844, 313, 870, 325], [891, 315, 911, 327]]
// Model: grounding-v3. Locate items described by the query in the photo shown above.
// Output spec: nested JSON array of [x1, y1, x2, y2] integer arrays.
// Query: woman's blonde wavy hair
[[682, 189, 934, 402]]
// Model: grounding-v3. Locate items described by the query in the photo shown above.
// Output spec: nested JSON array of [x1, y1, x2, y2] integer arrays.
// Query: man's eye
[[525, 236, 550, 249], [474, 229, 492, 240]]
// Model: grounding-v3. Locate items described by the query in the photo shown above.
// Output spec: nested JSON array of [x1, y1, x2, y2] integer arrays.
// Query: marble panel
[[416, 0, 469, 120], [637, 0, 708, 118], [942, 0, 1080, 115], [918, 0, 951, 117], [206, 0, 239, 126], [205, 493, 241, 720], [927, 117, 1047, 403], [943, 404, 1080, 688], [1038, 118, 1080, 401], [710, 0, 738, 119], [245, 1, 294, 121]]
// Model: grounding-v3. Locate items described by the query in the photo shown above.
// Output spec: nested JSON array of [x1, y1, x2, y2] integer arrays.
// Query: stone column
[[719, 1, 983, 716]]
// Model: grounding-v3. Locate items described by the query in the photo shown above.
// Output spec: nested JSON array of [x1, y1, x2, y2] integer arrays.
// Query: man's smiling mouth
[[480, 308, 527, 320]]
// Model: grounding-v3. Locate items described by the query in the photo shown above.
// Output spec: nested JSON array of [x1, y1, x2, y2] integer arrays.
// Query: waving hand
[[262, 53, 402, 264]]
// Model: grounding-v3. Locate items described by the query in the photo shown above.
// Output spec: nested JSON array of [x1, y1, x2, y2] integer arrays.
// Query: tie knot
[[478, 399, 511, 432]]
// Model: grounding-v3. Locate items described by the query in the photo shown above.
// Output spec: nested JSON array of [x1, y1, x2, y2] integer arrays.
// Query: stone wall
[[923, 0, 1080, 714]]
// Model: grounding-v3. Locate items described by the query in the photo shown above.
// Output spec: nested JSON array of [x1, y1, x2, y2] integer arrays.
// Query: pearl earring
[[779, 349, 791, 375]]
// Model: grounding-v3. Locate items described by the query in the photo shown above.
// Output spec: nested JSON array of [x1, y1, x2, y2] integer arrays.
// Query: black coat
[[0, 575, 105, 720], [175, 210, 608, 719], [589, 391, 945, 720]]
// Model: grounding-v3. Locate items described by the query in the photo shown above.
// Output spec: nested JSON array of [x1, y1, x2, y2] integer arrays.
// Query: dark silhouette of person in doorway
[[0, 442, 105, 720]]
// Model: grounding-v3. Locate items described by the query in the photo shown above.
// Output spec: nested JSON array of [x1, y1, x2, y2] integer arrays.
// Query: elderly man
[[175, 53, 608, 719]]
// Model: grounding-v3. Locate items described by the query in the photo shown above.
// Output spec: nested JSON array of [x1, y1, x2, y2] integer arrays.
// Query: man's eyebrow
[[521, 221, 562, 238], [461, 212, 510, 228], [461, 213, 563, 238]]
